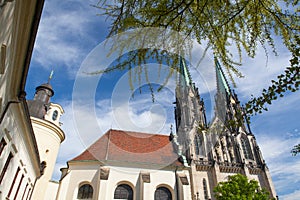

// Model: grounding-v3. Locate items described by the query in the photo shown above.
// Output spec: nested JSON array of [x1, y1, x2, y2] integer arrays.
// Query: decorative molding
[[12, 144, 18, 154], [4, 128, 12, 141], [30, 117, 65, 142], [177, 173, 189, 185], [194, 160, 213, 171], [99, 167, 110, 180], [218, 162, 243, 173], [140, 172, 150, 183], [20, 159, 25, 166], [247, 163, 263, 174]]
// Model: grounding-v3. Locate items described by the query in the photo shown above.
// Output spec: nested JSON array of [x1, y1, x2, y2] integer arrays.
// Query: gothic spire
[[179, 58, 192, 87], [215, 58, 231, 96], [214, 58, 232, 123]]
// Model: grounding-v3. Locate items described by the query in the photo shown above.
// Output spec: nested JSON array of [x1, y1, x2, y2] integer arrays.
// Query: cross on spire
[[47, 70, 54, 84]]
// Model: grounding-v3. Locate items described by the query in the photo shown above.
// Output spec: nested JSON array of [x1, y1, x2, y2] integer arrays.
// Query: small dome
[[36, 83, 54, 96]]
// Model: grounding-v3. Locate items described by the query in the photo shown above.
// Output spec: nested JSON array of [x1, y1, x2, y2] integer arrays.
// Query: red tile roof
[[70, 129, 183, 167]]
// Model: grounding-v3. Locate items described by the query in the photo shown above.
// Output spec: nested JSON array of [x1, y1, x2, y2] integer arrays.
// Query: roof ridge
[[108, 128, 169, 136]]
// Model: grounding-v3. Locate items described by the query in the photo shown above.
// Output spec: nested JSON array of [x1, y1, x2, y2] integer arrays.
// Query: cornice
[[30, 116, 65, 142]]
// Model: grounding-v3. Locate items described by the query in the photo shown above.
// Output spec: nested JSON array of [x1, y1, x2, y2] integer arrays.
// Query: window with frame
[[52, 110, 58, 121], [241, 137, 253, 160], [203, 179, 209, 200], [0, 152, 13, 184], [114, 184, 133, 200], [194, 135, 201, 155], [77, 184, 93, 199], [0, 137, 7, 156], [154, 186, 172, 200], [194, 134, 204, 156]]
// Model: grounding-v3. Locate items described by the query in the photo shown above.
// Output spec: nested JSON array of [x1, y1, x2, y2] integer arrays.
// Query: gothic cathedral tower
[[174, 58, 276, 200], [27, 79, 65, 199]]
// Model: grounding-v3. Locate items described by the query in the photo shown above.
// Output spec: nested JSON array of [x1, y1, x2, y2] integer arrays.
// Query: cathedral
[[0, 0, 276, 199], [27, 58, 276, 200]]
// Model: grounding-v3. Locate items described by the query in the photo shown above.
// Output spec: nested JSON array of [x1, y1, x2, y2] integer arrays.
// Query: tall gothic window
[[203, 179, 209, 200], [154, 187, 172, 200], [194, 135, 204, 156], [252, 138, 261, 164], [194, 135, 200, 155], [114, 184, 133, 200], [241, 137, 253, 159], [77, 184, 93, 199], [184, 108, 190, 126]]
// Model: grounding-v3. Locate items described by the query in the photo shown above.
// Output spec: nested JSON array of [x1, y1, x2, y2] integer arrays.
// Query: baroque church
[[0, 0, 276, 199]]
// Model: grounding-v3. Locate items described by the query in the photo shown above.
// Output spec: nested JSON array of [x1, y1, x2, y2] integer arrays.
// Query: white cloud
[[281, 190, 300, 200], [249, 89, 300, 197], [32, 0, 106, 78], [256, 133, 300, 197], [234, 44, 291, 99]]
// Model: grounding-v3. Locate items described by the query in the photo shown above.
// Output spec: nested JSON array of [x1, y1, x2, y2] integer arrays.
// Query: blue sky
[[25, 0, 300, 199]]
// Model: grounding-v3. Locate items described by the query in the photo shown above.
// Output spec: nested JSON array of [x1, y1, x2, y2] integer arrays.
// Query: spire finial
[[48, 70, 54, 84]]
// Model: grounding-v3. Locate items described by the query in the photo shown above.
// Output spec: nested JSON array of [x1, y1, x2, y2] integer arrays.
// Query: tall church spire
[[179, 58, 192, 87], [214, 58, 231, 123], [174, 57, 207, 163], [175, 57, 207, 131], [214, 58, 251, 133], [215, 57, 231, 96]]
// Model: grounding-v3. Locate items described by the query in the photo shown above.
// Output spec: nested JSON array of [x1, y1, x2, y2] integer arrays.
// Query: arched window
[[203, 179, 208, 200], [114, 184, 133, 200], [77, 184, 93, 199], [252, 138, 262, 164], [155, 187, 172, 200], [241, 137, 253, 160], [52, 110, 58, 121]]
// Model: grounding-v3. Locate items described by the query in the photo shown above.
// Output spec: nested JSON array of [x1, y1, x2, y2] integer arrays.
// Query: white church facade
[[0, 0, 46, 199]]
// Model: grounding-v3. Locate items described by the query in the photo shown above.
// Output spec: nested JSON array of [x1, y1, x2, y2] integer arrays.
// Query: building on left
[[0, 1, 65, 199]]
